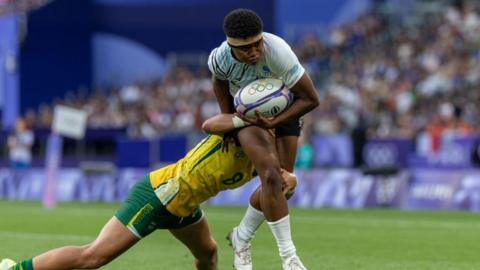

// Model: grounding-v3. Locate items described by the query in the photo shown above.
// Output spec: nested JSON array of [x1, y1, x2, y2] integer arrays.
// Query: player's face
[[230, 38, 264, 65]]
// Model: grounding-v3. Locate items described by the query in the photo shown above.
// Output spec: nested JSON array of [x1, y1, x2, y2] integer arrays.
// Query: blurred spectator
[[472, 138, 480, 167], [37, 104, 53, 128], [419, 102, 474, 155], [295, 134, 314, 170], [351, 114, 367, 168], [7, 117, 34, 169]]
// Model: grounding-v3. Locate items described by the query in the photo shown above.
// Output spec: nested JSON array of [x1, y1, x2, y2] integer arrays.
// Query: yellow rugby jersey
[[149, 135, 255, 217]]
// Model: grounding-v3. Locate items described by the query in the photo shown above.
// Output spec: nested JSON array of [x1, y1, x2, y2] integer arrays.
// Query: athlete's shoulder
[[208, 41, 234, 79], [262, 32, 295, 55], [262, 32, 304, 88], [208, 41, 231, 62], [263, 32, 289, 44]]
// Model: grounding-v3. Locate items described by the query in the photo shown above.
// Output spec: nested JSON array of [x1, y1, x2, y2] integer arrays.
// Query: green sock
[[13, 259, 33, 270]]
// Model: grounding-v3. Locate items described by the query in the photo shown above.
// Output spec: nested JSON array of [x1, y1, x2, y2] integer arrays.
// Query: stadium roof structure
[[0, 0, 53, 16]]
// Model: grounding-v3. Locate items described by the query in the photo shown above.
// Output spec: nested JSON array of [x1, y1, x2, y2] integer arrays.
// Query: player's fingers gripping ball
[[234, 78, 293, 119]]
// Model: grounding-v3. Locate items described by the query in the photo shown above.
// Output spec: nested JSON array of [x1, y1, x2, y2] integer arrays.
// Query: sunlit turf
[[1, 200, 480, 269]]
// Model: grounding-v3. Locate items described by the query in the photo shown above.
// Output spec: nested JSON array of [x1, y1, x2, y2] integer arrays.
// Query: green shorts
[[115, 175, 204, 238]]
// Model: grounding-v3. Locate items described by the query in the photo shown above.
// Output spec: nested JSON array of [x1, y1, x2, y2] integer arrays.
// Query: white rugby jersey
[[208, 32, 305, 96]]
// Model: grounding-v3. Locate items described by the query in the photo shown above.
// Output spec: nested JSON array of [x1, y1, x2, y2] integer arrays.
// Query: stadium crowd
[[23, 1, 480, 144], [23, 67, 217, 138], [301, 0, 480, 142]]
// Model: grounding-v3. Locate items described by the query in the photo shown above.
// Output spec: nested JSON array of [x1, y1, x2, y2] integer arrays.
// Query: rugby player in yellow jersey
[[0, 114, 297, 270]]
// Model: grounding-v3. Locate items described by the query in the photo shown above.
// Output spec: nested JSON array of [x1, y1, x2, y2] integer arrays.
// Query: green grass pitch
[[1, 200, 480, 269]]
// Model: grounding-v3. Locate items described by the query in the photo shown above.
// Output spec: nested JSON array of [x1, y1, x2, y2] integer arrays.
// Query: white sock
[[236, 204, 265, 245], [267, 215, 297, 260]]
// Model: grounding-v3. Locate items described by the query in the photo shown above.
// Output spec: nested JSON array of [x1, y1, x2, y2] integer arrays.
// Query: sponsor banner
[[405, 169, 461, 209], [408, 136, 477, 169], [452, 171, 480, 211], [365, 171, 409, 208], [312, 135, 352, 167], [290, 170, 407, 209], [0, 168, 148, 202], [404, 169, 480, 211], [1, 168, 480, 211], [293, 170, 372, 208], [0, 168, 404, 209], [363, 138, 413, 168]]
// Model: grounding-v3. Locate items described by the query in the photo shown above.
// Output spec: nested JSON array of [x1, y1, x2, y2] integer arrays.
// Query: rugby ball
[[234, 78, 293, 118]]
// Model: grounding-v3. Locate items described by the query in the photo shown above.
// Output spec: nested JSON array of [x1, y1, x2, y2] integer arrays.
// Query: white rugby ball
[[234, 78, 293, 118]]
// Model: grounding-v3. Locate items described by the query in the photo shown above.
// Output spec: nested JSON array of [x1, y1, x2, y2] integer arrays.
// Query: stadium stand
[[3, 0, 479, 168]]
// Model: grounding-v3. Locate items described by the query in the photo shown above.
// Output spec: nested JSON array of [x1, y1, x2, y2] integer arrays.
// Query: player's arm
[[202, 113, 249, 135], [212, 76, 235, 113], [240, 73, 319, 128], [270, 73, 319, 126], [208, 48, 235, 114]]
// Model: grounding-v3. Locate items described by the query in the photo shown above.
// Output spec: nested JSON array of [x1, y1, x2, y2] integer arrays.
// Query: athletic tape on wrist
[[232, 115, 246, 128]]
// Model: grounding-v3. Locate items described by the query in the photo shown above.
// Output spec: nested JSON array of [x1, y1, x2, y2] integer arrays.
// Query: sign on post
[[43, 105, 87, 208]]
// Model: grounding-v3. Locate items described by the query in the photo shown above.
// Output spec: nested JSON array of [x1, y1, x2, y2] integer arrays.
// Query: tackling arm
[[202, 113, 249, 135]]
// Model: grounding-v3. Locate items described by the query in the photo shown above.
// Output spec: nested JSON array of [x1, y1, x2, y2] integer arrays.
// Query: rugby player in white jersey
[[208, 8, 319, 270]]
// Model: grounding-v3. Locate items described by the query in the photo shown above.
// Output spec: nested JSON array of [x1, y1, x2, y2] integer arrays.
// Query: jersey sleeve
[[267, 38, 305, 89], [207, 48, 228, 81]]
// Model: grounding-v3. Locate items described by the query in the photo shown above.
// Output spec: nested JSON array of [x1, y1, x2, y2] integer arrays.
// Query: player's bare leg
[[245, 183, 306, 269], [227, 170, 298, 267], [170, 218, 217, 270], [237, 126, 287, 220], [230, 131, 305, 269], [4, 216, 139, 270], [233, 134, 299, 243], [233, 126, 304, 269], [276, 136, 299, 173], [234, 167, 298, 246]]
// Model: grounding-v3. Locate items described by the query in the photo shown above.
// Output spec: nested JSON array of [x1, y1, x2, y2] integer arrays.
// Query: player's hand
[[221, 130, 239, 152], [238, 110, 277, 129], [281, 169, 297, 199], [221, 134, 233, 152]]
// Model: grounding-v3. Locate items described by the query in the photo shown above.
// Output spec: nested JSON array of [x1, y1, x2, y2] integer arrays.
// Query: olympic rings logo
[[247, 82, 274, 95]]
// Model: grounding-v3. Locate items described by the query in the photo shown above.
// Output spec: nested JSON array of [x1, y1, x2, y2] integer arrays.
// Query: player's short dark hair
[[223, 9, 263, 39]]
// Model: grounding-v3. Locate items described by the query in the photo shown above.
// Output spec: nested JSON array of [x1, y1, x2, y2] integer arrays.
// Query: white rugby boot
[[282, 255, 307, 270], [0, 259, 16, 270], [227, 227, 252, 270]]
